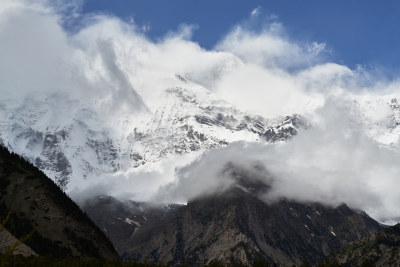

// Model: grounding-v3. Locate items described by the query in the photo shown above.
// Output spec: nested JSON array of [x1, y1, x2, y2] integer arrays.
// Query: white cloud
[[307, 41, 327, 54], [215, 25, 318, 69], [250, 7, 261, 17], [160, 97, 400, 222]]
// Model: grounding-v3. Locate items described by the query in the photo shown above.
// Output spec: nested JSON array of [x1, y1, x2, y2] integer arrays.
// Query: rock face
[[82, 196, 181, 254], [84, 186, 382, 266], [0, 145, 118, 258], [329, 223, 400, 266], [125, 190, 381, 266]]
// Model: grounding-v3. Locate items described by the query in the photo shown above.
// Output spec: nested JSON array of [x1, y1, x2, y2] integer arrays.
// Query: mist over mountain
[[1, 0, 400, 226]]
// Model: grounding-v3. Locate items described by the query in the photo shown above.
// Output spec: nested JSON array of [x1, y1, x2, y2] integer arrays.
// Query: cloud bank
[[162, 97, 400, 222], [2, 1, 400, 223]]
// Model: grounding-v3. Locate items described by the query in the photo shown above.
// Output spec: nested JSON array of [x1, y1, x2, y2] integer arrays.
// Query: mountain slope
[[0, 145, 118, 258], [85, 179, 382, 266], [328, 223, 400, 266], [82, 196, 181, 254], [125, 190, 381, 266]]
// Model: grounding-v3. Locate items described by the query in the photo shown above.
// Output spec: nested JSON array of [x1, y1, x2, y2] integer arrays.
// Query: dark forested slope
[[0, 145, 118, 258]]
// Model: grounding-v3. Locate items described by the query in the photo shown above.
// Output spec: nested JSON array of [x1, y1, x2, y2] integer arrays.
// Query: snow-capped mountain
[[3, 68, 400, 195], [0, 94, 131, 189], [128, 85, 307, 168], [0, 76, 306, 191]]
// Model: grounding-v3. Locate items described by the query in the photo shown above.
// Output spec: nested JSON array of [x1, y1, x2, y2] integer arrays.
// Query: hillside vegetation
[[0, 145, 118, 259]]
